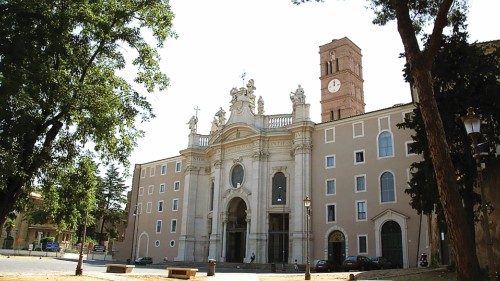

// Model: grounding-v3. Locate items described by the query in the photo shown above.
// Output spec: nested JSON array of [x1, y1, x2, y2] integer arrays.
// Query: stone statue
[[257, 96, 264, 115], [187, 115, 198, 134], [215, 107, 226, 125], [246, 79, 256, 95], [290, 84, 306, 106], [210, 117, 219, 133]]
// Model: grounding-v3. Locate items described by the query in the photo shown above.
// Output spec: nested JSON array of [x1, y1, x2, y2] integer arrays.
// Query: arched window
[[272, 172, 287, 205], [378, 131, 393, 157], [231, 164, 244, 188], [380, 171, 395, 203]]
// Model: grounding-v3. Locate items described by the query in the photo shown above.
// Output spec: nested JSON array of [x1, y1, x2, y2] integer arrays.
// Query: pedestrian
[[250, 252, 255, 263], [294, 259, 299, 271]]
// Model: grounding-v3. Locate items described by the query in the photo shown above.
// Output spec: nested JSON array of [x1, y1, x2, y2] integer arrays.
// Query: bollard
[[207, 259, 216, 276]]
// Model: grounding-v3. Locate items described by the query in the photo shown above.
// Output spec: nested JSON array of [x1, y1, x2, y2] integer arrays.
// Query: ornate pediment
[[222, 185, 252, 200]]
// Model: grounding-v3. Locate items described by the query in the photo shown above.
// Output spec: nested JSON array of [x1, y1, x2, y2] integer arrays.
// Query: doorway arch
[[225, 197, 247, 262], [328, 230, 346, 268], [381, 220, 403, 268], [137, 232, 149, 259]]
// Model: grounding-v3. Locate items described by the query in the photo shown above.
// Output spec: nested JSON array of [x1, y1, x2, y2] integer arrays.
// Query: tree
[[398, 26, 499, 265], [95, 164, 128, 245], [0, 0, 175, 226], [293, 0, 482, 279], [30, 156, 99, 233]]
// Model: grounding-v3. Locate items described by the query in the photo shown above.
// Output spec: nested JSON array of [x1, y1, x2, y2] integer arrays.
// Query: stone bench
[[106, 263, 135, 273], [167, 267, 198, 279]]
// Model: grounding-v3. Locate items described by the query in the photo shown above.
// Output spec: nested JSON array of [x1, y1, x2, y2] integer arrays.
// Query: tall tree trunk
[[0, 178, 24, 227], [429, 213, 441, 266], [413, 69, 480, 280]]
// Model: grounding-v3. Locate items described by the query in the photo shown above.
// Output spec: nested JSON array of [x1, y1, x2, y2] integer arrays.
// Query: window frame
[[158, 200, 164, 212], [353, 149, 365, 165], [146, 202, 152, 213], [352, 121, 364, 138], [171, 219, 177, 233], [354, 174, 366, 193], [175, 161, 182, 173], [325, 154, 336, 169], [325, 127, 335, 143], [377, 130, 394, 159], [138, 187, 144, 196], [161, 165, 167, 175], [172, 198, 179, 211], [159, 183, 166, 193], [380, 170, 397, 203], [156, 220, 162, 233], [325, 178, 336, 196], [148, 185, 154, 195], [356, 200, 367, 221], [174, 181, 180, 191], [326, 203, 337, 223], [405, 140, 417, 156], [357, 234, 368, 254]]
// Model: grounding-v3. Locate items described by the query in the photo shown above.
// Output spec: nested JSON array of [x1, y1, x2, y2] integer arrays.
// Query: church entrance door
[[226, 197, 247, 262], [328, 230, 345, 268], [268, 213, 289, 263]]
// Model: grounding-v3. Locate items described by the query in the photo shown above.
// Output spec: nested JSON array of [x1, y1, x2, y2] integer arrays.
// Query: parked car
[[314, 259, 338, 272], [370, 256, 393, 269], [342, 255, 375, 271], [134, 257, 153, 265]]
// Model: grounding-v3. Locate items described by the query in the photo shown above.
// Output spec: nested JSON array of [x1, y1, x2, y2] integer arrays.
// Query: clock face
[[328, 79, 341, 93]]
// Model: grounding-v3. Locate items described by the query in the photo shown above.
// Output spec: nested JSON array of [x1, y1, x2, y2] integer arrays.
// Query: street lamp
[[131, 205, 140, 263], [461, 107, 496, 281], [75, 209, 88, 276], [304, 196, 311, 280]]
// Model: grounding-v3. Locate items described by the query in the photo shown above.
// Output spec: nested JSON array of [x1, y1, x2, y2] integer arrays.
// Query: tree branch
[[423, 0, 453, 67], [393, 1, 422, 63]]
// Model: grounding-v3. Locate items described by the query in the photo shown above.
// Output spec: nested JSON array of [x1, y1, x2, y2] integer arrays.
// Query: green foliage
[[397, 30, 500, 216], [40, 237, 55, 243], [95, 163, 128, 242], [30, 156, 99, 232], [0, 0, 175, 225]]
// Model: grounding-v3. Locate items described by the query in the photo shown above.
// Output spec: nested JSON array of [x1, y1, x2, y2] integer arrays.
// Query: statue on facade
[[215, 107, 226, 125], [257, 96, 264, 115], [290, 84, 306, 106], [187, 115, 198, 134]]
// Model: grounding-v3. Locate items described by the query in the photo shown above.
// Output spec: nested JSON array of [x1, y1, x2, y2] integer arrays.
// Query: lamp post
[[461, 107, 496, 281], [304, 196, 311, 280], [129, 205, 139, 264], [277, 191, 286, 270], [75, 209, 88, 276]]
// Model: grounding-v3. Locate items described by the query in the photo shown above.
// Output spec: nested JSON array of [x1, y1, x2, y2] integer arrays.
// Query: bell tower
[[319, 37, 365, 122]]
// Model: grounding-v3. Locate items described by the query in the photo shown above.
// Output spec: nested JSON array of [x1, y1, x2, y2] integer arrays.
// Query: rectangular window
[[356, 200, 367, 221], [378, 116, 390, 132], [172, 198, 179, 211], [146, 202, 152, 213], [158, 201, 164, 212], [140, 168, 146, 178], [148, 185, 154, 195], [159, 183, 166, 193], [352, 122, 364, 138], [403, 111, 413, 122], [138, 187, 144, 196], [161, 165, 167, 175], [325, 155, 336, 169], [358, 235, 367, 254], [174, 181, 180, 191], [156, 220, 162, 233], [326, 179, 336, 195], [149, 166, 155, 177], [354, 150, 365, 164], [406, 141, 417, 156], [326, 204, 336, 222], [175, 162, 182, 173], [171, 219, 177, 233], [325, 127, 335, 143], [355, 175, 366, 192]]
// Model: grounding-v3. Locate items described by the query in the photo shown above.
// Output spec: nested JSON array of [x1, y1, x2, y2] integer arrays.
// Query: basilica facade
[[116, 37, 429, 269]]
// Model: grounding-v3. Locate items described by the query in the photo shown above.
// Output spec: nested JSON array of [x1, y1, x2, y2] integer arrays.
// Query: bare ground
[[0, 267, 457, 281]]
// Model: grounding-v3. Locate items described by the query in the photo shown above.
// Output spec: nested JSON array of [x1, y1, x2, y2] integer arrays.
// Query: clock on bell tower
[[319, 37, 365, 122]]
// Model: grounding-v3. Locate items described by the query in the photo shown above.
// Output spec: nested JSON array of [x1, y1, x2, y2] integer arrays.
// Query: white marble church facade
[[117, 38, 429, 268]]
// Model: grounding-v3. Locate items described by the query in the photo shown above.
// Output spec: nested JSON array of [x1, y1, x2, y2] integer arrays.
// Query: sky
[[126, 0, 500, 178]]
